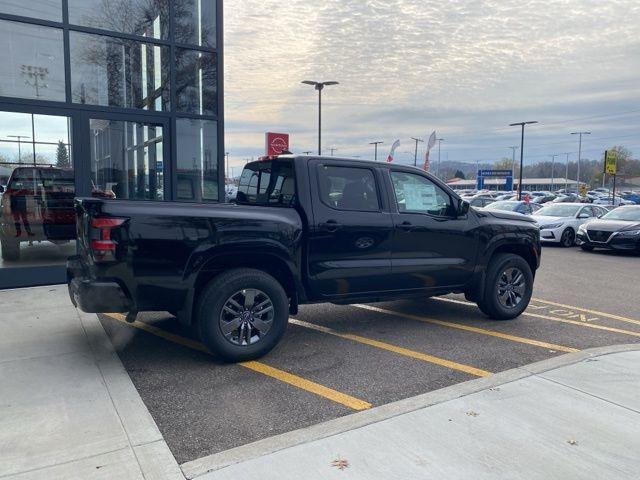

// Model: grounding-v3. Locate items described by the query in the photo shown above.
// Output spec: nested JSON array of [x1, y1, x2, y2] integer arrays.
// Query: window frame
[[389, 169, 456, 219], [315, 163, 383, 213]]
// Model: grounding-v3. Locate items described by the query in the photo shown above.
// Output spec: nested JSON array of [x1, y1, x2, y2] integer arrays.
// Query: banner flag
[[386, 139, 401, 162], [423, 131, 436, 171]]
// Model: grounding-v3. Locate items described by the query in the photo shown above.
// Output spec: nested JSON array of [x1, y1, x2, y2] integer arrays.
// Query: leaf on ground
[[466, 411, 479, 417], [331, 458, 349, 470], [567, 439, 578, 446]]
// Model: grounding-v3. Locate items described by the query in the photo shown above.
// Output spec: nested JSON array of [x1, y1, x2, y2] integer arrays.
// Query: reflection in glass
[[90, 119, 164, 201], [174, 0, 216, 48], [70, 31, 169, 111], [68, 0, 169, 39], [175, 48, 216, 115], [176, 118, 217, 202], [0, 0, 62, 22], [0, 20, 65, 101], [0, 111, 75, 267]]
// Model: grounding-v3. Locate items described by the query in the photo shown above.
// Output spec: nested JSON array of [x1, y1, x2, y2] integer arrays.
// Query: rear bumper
[[67, 256, 131, 313]]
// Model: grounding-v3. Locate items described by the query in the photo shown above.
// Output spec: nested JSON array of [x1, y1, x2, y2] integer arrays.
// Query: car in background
[[532, 193, 556, 204], [532, 203, 608, 247], [482, 200, 542, 216], [577, 205, 640, 254], [467, 195, 496, 208], [553, 193, 589, 203], [620, 191, 640, 204], [592, 196, 634, 206], [0, 166, 76, 261]]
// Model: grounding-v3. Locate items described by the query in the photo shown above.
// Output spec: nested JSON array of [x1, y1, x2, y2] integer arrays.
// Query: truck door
[[306, 160, 393, 297], [385, 170, 478, 291]]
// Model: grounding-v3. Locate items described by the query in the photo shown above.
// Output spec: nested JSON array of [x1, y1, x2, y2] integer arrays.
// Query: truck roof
[[258, 154, 429, 173]]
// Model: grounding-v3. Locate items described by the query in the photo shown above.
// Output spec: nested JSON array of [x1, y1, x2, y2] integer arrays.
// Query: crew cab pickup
[[68, 156, 541, 362]]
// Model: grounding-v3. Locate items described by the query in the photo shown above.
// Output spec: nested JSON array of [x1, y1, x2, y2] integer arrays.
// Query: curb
[[181, 343, 640, 479], [79, 311, 185, 480]]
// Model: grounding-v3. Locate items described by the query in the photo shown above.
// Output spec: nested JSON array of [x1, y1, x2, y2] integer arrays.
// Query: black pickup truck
[[68, 155, 541, 361]]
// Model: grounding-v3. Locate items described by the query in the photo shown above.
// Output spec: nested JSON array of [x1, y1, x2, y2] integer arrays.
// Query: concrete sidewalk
[[0, 285, 183, 479], [188, 345, 640, 480]]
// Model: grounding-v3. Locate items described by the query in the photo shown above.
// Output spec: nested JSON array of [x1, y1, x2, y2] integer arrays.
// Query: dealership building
[[0, 0, 224, 288]]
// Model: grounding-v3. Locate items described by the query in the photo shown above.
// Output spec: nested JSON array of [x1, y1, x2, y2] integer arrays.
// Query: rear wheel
[[1, 237, 20, 261], [478, 253, 533, 320], [197, 268, 289, 362], [560, 228, 575, 247]]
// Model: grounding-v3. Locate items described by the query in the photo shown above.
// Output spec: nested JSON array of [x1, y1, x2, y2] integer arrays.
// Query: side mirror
[[578, 213, 590, 219], [458, 199, 470, 217]]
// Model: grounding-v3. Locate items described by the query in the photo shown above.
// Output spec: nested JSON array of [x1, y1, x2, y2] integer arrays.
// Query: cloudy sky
[[224, 0, 640, 172]]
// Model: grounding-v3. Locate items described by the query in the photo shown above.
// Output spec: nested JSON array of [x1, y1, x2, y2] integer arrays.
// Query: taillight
[[90, 217, 126, 261]]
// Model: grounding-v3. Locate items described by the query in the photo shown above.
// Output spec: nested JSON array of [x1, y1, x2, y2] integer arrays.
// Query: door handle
[[397, 221, 414, 232], [321, 220, 342, 232]]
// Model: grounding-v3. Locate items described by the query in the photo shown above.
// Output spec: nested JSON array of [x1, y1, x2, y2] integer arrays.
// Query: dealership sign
[[265, 132, 290, 156]]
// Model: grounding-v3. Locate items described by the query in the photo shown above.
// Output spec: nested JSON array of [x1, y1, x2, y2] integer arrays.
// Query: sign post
[[604, 150, 617, 203]]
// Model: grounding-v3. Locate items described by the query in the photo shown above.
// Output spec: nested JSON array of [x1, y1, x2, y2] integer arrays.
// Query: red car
[[0, 167, 76, 261]]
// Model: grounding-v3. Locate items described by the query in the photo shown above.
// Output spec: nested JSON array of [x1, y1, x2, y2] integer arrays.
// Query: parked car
[[68, 155, 541, 362], [577, 206, 640, 253], [0, 166, 76, 261], [592, 196, 635, 206], [532, 203, 608, 247], [482, 200, 542, 216], [532, 193, 556, 204], [468, 195, 495, 208]]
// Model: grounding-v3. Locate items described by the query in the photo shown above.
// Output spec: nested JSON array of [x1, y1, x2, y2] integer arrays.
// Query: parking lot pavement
[[97, 244, 640, 470]]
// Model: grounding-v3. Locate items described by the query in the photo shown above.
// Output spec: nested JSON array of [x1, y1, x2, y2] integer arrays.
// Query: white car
[[532, 203, 609, 247], [592, 196, 634, 206]]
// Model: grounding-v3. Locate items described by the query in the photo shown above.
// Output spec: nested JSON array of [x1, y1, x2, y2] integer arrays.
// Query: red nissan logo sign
[[265, 132, 290, 156]]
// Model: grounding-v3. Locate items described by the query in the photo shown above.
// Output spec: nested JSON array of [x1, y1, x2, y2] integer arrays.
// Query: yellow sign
[[605, 150, 617, 175], [579, 184, 588, 195]]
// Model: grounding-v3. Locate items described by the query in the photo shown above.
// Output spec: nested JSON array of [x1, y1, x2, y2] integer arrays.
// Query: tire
[[477, 253, 533, 320], [560, 228, 575, 248], [580, 245, 594, 252], [1, 237, 20, 261], [196, 268, 289, 362]]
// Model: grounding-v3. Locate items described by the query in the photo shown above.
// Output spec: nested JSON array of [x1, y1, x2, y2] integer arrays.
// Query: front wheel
[[477, 253, 533, 320], [560, 228, 575, 247], [197, 268, 289, 362]]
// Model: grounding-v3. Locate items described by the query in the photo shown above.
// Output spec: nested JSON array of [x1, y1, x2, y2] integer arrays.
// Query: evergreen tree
[[55, 141, 70, 168]]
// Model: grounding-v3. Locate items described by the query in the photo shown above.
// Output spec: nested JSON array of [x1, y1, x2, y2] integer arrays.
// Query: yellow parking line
[[104, 313, 372, 411], [434, 297, 640, 339], [531, 298, 640, 327], [353, 304, 579, 353], [290, 319, 490, 377]]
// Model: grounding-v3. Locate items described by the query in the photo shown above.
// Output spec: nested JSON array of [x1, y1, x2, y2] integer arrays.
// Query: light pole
[[571, 131, 590, 193], [329, 148, 337, 156], [508, 146, 519, 176], [562, 152, 571, 191], [436, 138, 444, 178], [509, 121, 538, 200], [410, 137, 423, 166], [301, 80, 339, 155], [7, 135, 30, 163], [548, 154, 558, 191], [369, 141, 383, 161], [225, 152, 229, 180]]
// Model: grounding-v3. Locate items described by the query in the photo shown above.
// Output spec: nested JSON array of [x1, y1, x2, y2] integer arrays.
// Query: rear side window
[[237, 160, 296, 206], [318, 165, 380, 211]]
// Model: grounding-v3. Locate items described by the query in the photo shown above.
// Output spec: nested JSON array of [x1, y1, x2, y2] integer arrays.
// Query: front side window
[[391, 171, 452, 216], [318, 165, 379, 212]]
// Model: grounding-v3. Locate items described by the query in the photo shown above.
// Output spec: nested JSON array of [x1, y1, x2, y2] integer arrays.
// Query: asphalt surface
[[98, 245, 640, 465]]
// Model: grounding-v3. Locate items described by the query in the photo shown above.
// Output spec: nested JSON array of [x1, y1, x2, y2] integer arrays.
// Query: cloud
[[224, 0, 640, 168]]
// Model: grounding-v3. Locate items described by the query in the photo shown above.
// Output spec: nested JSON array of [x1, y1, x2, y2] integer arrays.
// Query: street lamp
[[571, 131, 590, 193], [369, 141, 383, 161], [562, 152, 571, 191], [411, 137, 423, 166], [509, 121, 538, 200], [301, 80, 339, 155], [508, 146, 519, 177], [436, 138, 444, 178], [7, 135, 30, 163], [548, 154, 558, 191]]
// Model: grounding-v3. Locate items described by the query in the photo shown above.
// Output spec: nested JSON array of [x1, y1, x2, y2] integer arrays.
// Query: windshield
[[602, 207, 640, 221], [484, 201, 519, 211], [535, 204, 581, 217]]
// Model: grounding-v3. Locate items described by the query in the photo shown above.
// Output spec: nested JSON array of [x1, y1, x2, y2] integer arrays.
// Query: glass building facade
[[0, 0, 224, 288]]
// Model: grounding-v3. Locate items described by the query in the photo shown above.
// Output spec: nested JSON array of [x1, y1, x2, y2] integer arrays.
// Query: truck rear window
[[237, 161, 296, 207]]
